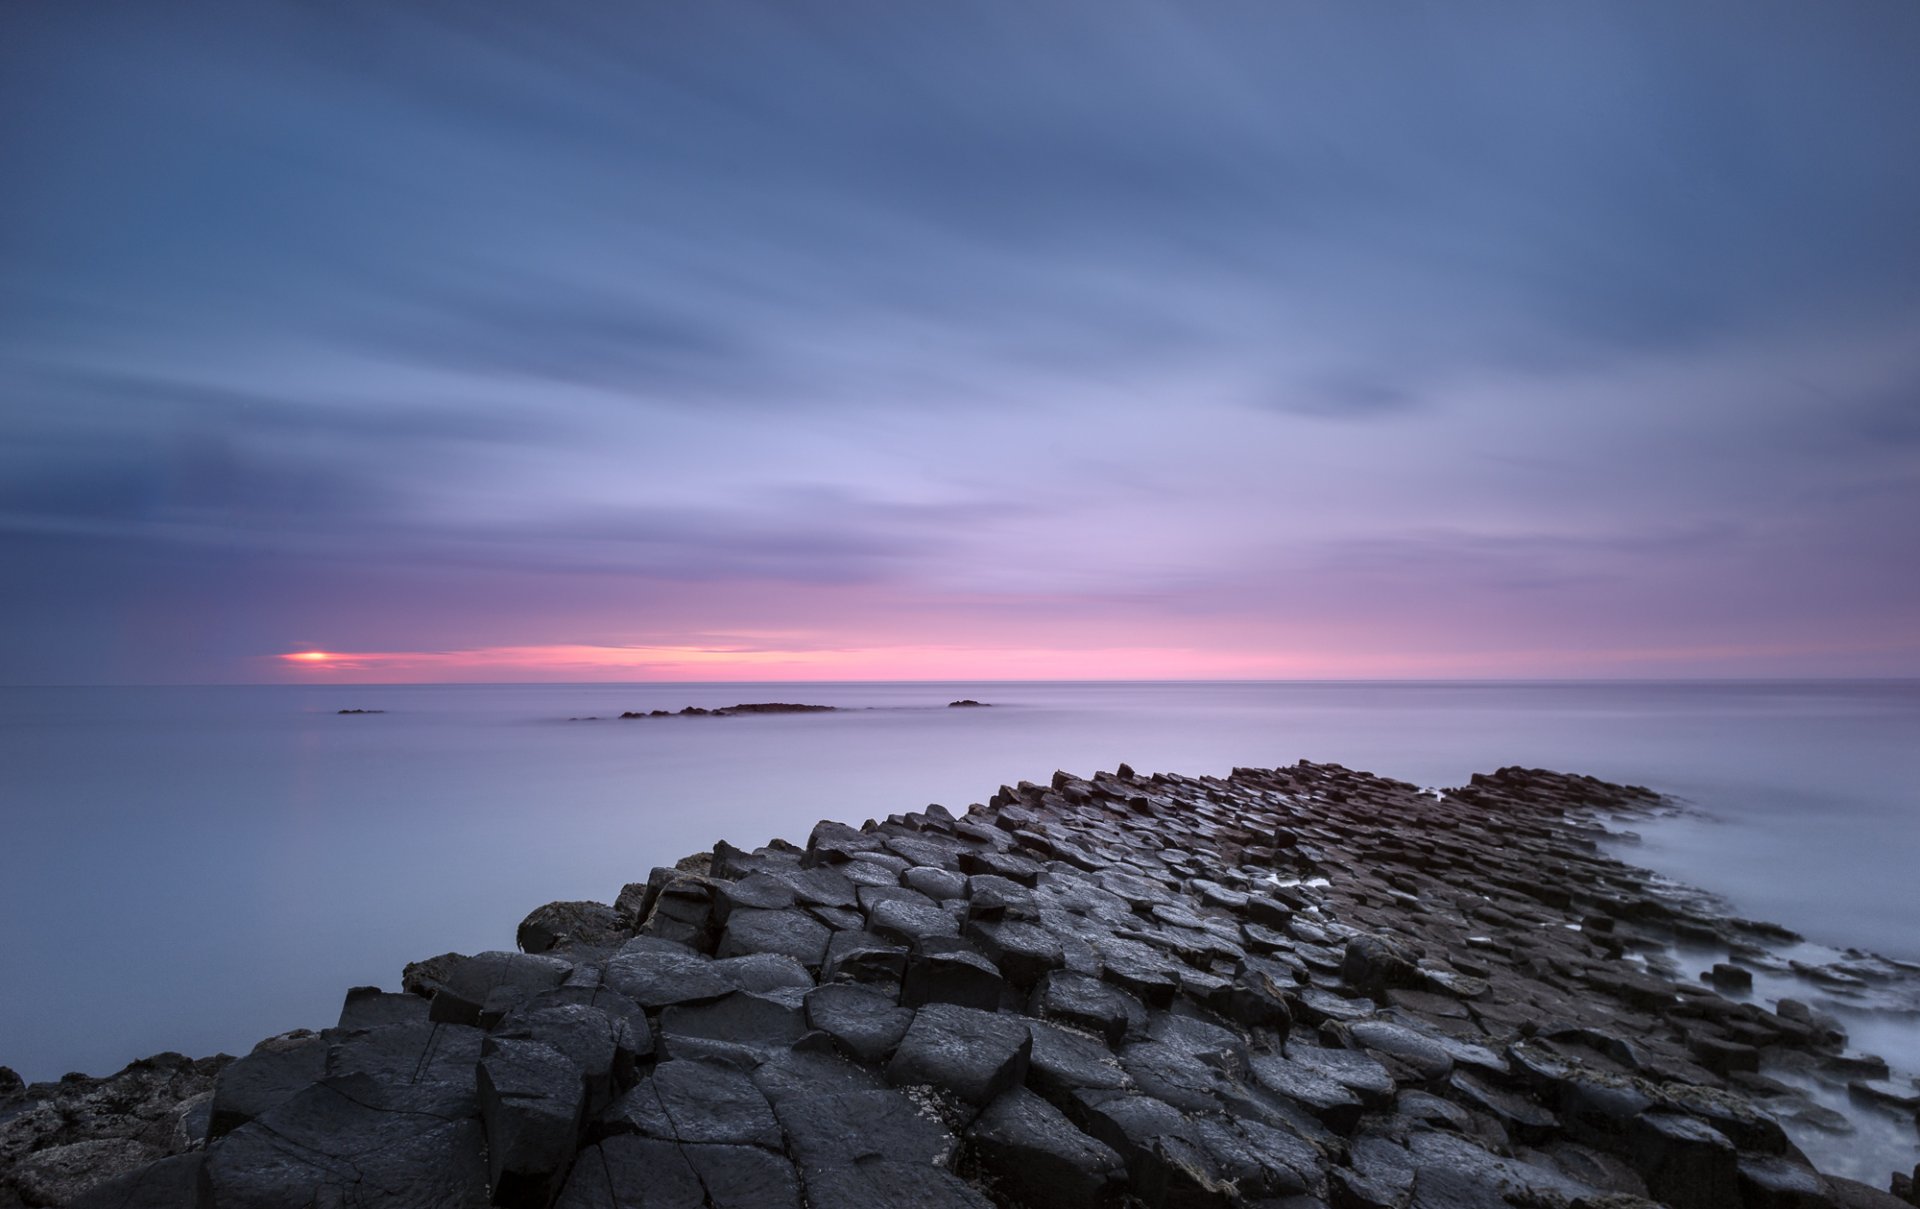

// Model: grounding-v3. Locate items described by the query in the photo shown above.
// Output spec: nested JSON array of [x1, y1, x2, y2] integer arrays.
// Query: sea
[[4, 681, 1917, 1167]]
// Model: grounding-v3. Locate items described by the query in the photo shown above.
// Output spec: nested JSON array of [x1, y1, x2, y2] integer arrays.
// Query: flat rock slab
[[716, 908, 832, 969], [558, 1135, 802, 1209], [478, 1037, 587, 1207], [966, 1086, 1126, 1208], [205, 1074, 489, 1208], [805, 983, 914, 1065], [602, 1058, 781, 1150], [886, 1003, 1032, 1105], [773, 1087, 959, 1169]]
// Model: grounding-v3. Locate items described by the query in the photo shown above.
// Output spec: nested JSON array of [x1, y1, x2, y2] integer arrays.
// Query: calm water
[[2, 680, 1916, 1084]]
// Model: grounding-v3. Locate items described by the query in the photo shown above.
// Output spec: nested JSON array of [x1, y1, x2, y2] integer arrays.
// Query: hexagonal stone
[[805, 984, 914, 1065], [716, 908, 831, 970], [478, 1038, 587, 1206], [886, 1004, 1031, 1105], [966, 1086, 1125, 1208], [600, 1059, 781, 1149]]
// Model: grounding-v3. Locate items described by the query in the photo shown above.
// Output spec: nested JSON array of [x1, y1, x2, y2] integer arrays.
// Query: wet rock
[[205, 1075, 488, 1207], [901, 945, 1005, 1011], [478, 1038, 588, 1206], [966, 1086, 1126, 1208], [804, 820, 885, 867], [337, 985, 433, 1030], [1030, 970, 1147, 1045], [1025, 1018, 1134, 1106], [822, 929, 910, 984], [64, 1151, 207, 1209], [495, 1003, 645, 1114], [600, 1059, 781, 1149], [325, 1019, 485, 1116], [207, 1031, 328, 1138], [556, 1135, 703, 1208], [1707, 963, 1753, 992], [429, 950, 573, 1027], [716, 907, 831, 969], [518, 900, 628, 955], [805, 983, 914, 1064], [904, 866, 968, 901], [868, 897, 962, 945], [1736, 1154, 1833, 1209], [1249, 1053, 1365, 1130], [887, 1003, 1032, 1105], [965, 918, 1066, 988], [1629, 1112, 1739, 1209], [1342, 934, 1423, 997], [658, 991, 808, 1060]]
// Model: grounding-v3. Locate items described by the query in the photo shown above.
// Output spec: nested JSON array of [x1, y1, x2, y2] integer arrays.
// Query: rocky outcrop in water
[[613, 704, 838, 719], [6, 762, 1917, 1208]]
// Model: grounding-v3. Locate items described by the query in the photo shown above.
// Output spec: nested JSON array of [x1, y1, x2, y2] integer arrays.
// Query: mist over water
[[2, 680, 1915, 1084]]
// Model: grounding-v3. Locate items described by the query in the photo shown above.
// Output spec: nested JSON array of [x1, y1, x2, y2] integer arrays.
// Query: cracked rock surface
[[5, 762, 1918, 1208]]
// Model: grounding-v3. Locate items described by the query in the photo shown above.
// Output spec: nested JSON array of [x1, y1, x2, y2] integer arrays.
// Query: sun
[[283, 651, 333, 664]]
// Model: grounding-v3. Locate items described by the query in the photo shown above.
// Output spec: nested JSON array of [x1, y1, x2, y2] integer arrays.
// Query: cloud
[[2, 1, 1919, 681]]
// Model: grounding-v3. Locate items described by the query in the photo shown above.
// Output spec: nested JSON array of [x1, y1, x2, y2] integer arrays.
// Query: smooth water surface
[[2, 680, 1916, 1082]]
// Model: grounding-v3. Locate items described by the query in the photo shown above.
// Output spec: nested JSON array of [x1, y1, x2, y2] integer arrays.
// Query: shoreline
[[5, 761, 1918, 1207]]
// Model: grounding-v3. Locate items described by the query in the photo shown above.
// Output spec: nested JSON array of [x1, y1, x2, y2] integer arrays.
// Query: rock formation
[[6, 762, 1916, 1208]]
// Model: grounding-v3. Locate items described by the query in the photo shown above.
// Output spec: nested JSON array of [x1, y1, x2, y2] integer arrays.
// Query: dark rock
[[904, 866, 968, 901], [714, 873, 797, 919], [716, 907, 831, 969], [325, 1019, 486, 1116], [1030, 970, 1147, 1045], [966, 1086, 1126, 1208], [518, 900, 628, 954], [948, 699, 988, 707], [66, 1152, 208, 1209], [774, 1086, 959, 1169], [639, 875, 720, 949], [1341, 934, 1423, 997], [1449, 1068, 1557, 1142], [658, 991, 808, 1060], [965, 874, 1038, 921], [805, 983, 914, 1065], [1284, 1040, 1396, 1105], [711, 951, 814, 995], [1093, 936, 1181, 1007], [964, 918, 1066, 987], [1707, 963, 1753, 992], [799, 1161, 993, 1209], [1735, 1154, 1832, 1209], [496, 1003, 645, 1114], [478, 1038, 588, 1206], [557, 1136, 703, 1209], [822, 929, 910, 984], [1629, 1112, 1739, 1209], [680, 1144, 803, 1208], [804, 820, 884, 866], [604, 938, 733, 1008], [1249, 1053, 1365, 1131], [959, 849, 1045, 886], [886, 1003, 1032, 1105], [1343, 1020, 1455, 1082], [205, 1075, 488, 1207], [207, 1031, 328, 1138], [901, 946, 1005, 1011], [1025, 1019, 1134, 1107], [868, 897, 962, 945], [600, 1059, 781, 1149], [429, 950, 573, 1027], [337, 985, 431, 1030]]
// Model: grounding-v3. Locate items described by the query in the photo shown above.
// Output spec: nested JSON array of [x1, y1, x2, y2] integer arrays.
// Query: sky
[[3, 2, 1918, 684]]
